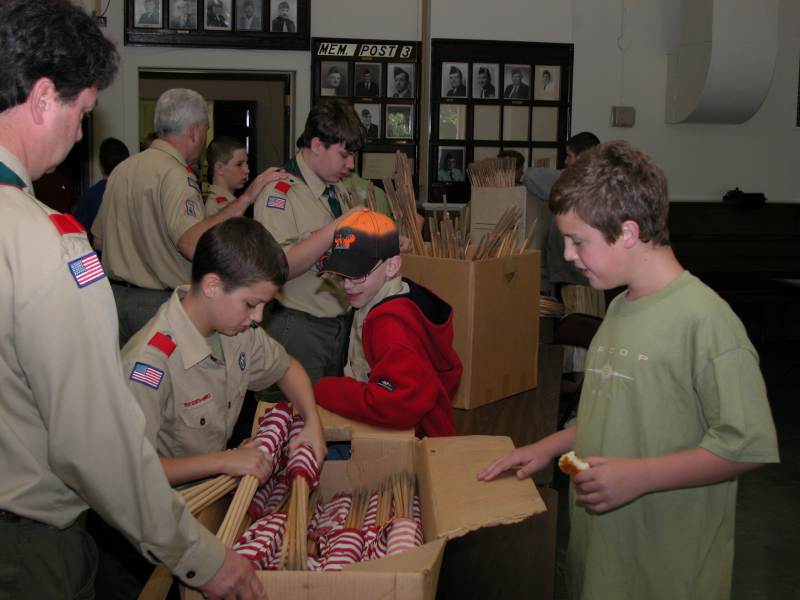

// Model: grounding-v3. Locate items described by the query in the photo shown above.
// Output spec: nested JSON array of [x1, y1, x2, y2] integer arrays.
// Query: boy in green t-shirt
[[479, 141, 779, 600]]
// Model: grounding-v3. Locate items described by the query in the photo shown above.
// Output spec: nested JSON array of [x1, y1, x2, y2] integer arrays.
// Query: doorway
[[139, 69, 292, 191]]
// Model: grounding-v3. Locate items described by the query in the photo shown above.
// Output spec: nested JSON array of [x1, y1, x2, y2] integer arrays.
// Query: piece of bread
[[558, 451, 590, 476]]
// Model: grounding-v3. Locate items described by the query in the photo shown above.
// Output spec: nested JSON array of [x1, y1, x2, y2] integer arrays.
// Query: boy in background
[[314, 210, 461, 438], [479, 141, 778, 599], [204, 136, 249, 217], [73, 137, 129, 240]]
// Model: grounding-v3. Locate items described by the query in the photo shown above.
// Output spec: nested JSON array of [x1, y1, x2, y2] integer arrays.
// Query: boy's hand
[[222, 444, 274, 485], [199, 547, 266, 599], [289, 419, 327, 467], [239, 167, 290, 206], [477, 444, 546, 481], [573, 456, 648, 514]]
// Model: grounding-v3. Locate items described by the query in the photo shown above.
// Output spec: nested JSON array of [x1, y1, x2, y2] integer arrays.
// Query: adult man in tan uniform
[[93, 88, 285, 346], [0, 1, 263, 598], [254, 99, 367, 383]]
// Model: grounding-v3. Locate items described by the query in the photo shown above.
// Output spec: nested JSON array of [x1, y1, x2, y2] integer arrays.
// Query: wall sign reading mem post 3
[[312, 37, 421, 187]]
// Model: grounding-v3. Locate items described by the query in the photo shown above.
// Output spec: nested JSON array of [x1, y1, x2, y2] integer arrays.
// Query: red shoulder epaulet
[[49, 214, 85, 236], [274, 180, 293, 194], [215, 195, 227, 204], [148, 332, 176, 356], [186, 166, 195, 175]]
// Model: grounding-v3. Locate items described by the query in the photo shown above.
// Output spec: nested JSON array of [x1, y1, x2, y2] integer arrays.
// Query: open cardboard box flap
[[415, 435, 546, 542]]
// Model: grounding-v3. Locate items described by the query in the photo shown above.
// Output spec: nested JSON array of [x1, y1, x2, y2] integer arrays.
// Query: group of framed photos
[[440, 63, 561, 102], [429, 39, 574, 202], [312, 38, 421, 182], [126, 0, 309, 49]]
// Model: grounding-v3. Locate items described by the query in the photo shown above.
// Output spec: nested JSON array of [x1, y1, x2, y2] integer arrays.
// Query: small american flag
[[266, 195, 286, 210], [130, 362, 164, 389], [68, 252, 105, 288]]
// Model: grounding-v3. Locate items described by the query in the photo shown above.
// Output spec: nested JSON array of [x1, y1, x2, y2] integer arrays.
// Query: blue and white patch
[[186, 198, 196, 216], [376, 378, 395, 392], [68, 252, 106, 288], [266, 195, 286, 210], [187, 177, 201, 192], [238, 351, 247, 371], [130, 362, 164, 389]]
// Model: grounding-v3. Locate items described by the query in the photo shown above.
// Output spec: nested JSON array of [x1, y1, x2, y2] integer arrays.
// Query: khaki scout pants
[[0, 512, 98, 600], [264, 303, 353, 384]]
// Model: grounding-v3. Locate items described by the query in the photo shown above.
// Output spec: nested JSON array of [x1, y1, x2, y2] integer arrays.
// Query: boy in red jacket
[[313, 210, 461, 437]]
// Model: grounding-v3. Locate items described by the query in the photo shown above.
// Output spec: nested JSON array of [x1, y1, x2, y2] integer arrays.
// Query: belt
[[109, 278, 141, 289], [0, 509, 20, 522]]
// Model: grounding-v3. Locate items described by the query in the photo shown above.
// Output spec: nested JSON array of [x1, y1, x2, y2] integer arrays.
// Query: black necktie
[[324, 185, 342, 217]]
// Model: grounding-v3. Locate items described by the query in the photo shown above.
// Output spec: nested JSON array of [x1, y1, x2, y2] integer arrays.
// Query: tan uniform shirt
[[344, 276, 408, 381], [204, 183, 235, 218], [253, 151, 351, 318], [92, 139, 205, 290], [122, 287, 290, 457], [0, 146, 223, 586]]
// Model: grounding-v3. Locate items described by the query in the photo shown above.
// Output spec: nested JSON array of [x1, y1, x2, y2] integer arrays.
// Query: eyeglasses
[[324, 260, 383, 285]]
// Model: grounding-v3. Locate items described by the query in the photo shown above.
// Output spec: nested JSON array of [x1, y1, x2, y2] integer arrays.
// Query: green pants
[[265, 303, 353, 384], [0, 512, 98, 600]]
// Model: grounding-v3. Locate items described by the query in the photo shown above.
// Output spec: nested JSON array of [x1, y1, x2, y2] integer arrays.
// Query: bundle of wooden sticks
[[466, 156, 518, 188]]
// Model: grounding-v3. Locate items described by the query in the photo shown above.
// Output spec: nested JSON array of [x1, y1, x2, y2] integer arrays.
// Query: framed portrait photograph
[[387, 64, 414, 99], [235, 0, 262, 30], [205, 0, 231, 30], [135, 0, 162, 28], [354, 103, 381, 139], [439, 104, 467, 140], [353, 63, 382, 98], [472, 63, 499, 100], [270, 0, 297, 33], [503, 65, 532, 100], [169, 0, 198, 29], [442, 62, 469, 99], [386, 104, 414, 140], [437, 147, 466, 183], [320, 61, 348, 97], [534, 65, 561, 100]]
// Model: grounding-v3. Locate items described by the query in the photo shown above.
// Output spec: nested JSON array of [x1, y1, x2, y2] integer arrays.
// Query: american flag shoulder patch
[[130, 362, 164, 390], [266, 195, 286, 210], [68, 252, 106, 288]]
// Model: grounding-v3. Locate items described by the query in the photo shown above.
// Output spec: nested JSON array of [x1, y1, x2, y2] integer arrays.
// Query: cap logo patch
[[334, 232, 356, 250], [68, 252, 106, 288], [266, 195, 286, 210]]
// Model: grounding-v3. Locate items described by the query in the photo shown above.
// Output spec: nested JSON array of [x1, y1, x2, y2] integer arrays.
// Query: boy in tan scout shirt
[[0, 1, 262, 598], [204, 136, 251, 217], [254, 99, 366, 383], [122, 217, 326, 485]]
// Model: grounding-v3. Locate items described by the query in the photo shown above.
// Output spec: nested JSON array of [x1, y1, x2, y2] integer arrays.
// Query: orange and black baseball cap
[[318, 210, 399, 279]]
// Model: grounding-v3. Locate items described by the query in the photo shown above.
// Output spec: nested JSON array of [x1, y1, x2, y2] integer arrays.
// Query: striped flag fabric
[[68, 252, 105, 288], [129, 362, 164, 389]]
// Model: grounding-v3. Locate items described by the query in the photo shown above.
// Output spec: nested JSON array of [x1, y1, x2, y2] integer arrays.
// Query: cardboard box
[[184, 433, 546, 600], [470, 186, 544, 248], [401, 250, 540, 409]]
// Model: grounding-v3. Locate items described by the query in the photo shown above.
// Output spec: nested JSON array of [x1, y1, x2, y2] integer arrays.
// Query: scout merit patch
[[266, 195, 286, 210], [68, 252, 106, 288], [186, 199, 196, 216], [130, 362, 164, 389], [238, 352, 247, 371]]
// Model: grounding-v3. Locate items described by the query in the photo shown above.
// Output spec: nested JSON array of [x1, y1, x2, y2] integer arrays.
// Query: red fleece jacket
[[314, 278, 462, 437]]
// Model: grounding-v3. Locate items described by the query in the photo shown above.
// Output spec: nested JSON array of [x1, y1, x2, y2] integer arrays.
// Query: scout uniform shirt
[[204, 183, 235, 218], [0, 145, 224, 585], [344, 276, 408, 382], [92, 138, 205, 290], [253, 151, 353, 318], [122, 286, 290, 457]]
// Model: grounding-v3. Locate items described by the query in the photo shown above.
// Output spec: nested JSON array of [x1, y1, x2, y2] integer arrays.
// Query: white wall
[[82, 0, 800, 202]]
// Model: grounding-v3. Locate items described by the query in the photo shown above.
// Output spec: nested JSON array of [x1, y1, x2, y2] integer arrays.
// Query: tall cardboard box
[[400, 250, 540, 409], [183, 433, 547, 600], [470, 186, 545, 248]]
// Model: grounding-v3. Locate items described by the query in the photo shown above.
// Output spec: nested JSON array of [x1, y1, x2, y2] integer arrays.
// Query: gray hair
[[154, 88, 208, 136]]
